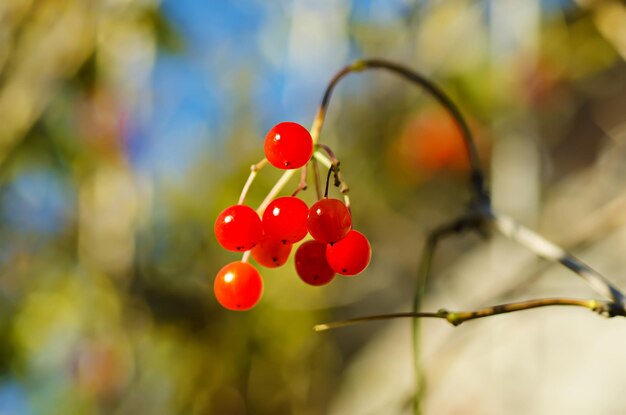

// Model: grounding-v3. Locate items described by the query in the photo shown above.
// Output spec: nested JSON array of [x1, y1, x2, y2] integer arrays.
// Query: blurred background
[[0, 0, 626, 414]]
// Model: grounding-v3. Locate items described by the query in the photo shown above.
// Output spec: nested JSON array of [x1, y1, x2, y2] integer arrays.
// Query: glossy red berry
[[214, 204, 262, 252], [251, 237, 293, 268], [307, 198, 352, 245], [326, 230, 371, 276], [214, 261, 263, 311], [295, 240, 335, 286], [262, 196, 309, 244], [264, 122, 313, 169]]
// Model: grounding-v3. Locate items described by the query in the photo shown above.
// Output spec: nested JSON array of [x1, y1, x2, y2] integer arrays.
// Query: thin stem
[[316, 144, 339, 164], [292, 166, 308, 197], [241, 250, 251, 264], [412, 233, 439, 415], [313, 151, 351, 206], [313, 151, 332, 168], [311, 157, 322, 200], [413, 216, 482, 313], [315, 312, 441, 331], [335, 169, 349, 194], [254, 149, 333, 214], [238, 170, 257, 205], [314, 297, 616, 331], [343, 194, 351, 209], [412, 215, 484, 415], [256, 170, 297, 215], [238, 159, 268, 205], [447, 298, 604, 325], [315, 59, 488, 202], [324, 165, 334, 198], [310, 109, 324, 146], [484, 193, 626, 305], [316, 144, 349, 195], [488, 208, 626, 306]]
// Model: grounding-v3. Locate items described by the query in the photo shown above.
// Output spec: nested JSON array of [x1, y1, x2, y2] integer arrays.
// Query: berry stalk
[[291, 166, 308, 197], [311, 157, 322, 200], [238, 159, 268, 206], [241, 250, 251, 264]]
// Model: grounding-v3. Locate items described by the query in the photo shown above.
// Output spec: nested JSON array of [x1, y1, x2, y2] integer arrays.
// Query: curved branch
[[256, 59, 489, 212], [314, 58, 488, 202]]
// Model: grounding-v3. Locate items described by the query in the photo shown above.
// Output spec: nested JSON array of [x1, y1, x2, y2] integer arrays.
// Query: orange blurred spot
[[389, 107, 485, 183]]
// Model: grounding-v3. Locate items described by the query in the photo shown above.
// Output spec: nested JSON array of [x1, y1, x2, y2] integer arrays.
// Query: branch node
[[351, 60, 367, 71]]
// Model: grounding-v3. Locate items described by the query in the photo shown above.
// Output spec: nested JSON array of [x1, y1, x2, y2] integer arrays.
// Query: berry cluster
[[213, 122, 371, 311]]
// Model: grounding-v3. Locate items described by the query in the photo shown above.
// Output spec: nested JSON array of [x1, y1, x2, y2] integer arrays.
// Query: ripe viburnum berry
[[262, 196, 308, 244], [295, 240, 335, 286], [251, 237, 293, 268], [307, 198, 352, 245], [326, 230, 371, 276], [214, 261, 263, 310], [214, 204, 262, 251], [264, 122, 313, 169]]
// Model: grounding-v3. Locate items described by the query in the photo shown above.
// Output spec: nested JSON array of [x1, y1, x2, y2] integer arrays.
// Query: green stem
[[314, 297, 618, 331], [411, 215, 482, 414]]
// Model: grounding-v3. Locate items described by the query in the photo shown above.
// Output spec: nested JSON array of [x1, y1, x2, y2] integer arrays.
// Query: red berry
[[251, 237, 293, 268], [326, 230, 371, 276], [295, 240, 335, 286], [307, 198, 352, 245], [262, 196, 308, 244], [264, 122, 313, 169], [214, 205, 262, 252], [214, 261, 263, 311]]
